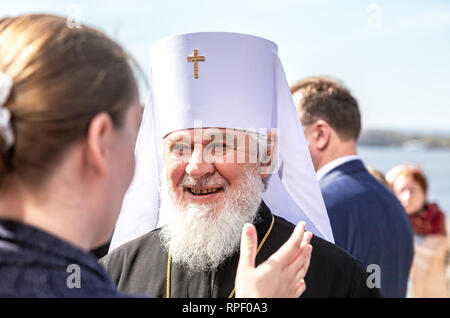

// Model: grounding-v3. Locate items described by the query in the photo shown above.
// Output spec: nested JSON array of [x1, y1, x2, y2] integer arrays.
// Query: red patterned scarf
[[409, 202, 447, 235]]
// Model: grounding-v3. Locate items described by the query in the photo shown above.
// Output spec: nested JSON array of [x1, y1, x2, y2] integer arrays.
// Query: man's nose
[[185, 144, 214, 178]]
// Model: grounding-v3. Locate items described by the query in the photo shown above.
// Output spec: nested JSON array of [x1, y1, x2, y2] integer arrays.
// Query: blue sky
[[2, 0, 450, 133]]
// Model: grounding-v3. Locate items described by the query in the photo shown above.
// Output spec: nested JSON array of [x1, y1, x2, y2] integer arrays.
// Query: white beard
[[159, 167, 264, 272]]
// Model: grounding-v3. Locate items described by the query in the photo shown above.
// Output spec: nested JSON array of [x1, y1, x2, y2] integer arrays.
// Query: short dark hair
[[290, 76, 361, 141]]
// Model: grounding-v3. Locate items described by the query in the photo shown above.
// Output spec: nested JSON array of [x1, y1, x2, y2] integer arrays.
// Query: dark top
[[90, 241, 111, 260], [100, 201, 382, 298], [319, 159, 414, 298], [0, 218, 121, 297]]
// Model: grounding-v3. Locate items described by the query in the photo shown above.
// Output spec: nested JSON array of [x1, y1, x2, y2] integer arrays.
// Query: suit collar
[[316, 155, 361, 181], [320, 158, 366, 180]]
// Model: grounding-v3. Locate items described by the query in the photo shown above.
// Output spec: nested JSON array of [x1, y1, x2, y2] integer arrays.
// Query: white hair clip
[[0, 71, 15, 152]]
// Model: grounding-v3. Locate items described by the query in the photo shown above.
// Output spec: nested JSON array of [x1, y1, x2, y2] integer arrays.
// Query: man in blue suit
[[291, 77, 414, 298]]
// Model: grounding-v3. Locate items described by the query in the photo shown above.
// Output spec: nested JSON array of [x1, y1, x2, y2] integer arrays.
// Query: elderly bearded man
[[100, 33, 381, 298]]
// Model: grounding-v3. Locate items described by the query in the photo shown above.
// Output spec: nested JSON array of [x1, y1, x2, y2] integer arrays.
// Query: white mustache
[[180, 174, 229, 188], [159, 166, 264, 271]]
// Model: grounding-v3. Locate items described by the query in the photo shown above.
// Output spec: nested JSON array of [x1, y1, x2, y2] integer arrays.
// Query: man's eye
[[171, 144, 189, 156], [208, 143, 229, 153]]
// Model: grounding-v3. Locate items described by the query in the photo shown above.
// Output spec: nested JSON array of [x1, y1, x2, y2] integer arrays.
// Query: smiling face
[[159, 128, 274, 270], [162, 128, 268, 217]]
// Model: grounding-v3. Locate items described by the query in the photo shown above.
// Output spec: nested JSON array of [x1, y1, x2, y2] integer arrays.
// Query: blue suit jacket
[[319, 159, 414, 298]]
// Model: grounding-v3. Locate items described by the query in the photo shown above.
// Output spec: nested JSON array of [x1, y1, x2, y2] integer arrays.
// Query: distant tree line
[[358, 130, 450, 149]]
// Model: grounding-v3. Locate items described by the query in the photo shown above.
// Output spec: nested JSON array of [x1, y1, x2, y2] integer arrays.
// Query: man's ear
[[260, 131, 278, 178], [311, 119, 331, 151], [84, 112, 114, 178]]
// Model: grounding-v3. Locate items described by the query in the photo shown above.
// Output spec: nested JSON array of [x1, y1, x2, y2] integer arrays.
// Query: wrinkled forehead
[[161, 128, 276, 166], [164, 128, 260, 143]]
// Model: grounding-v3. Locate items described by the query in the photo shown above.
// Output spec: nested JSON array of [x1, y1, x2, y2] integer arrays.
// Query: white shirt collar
[[316, 155, 361, 181]]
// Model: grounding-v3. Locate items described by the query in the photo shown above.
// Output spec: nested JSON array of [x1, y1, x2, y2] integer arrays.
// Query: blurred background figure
[[387, 165, 447, 237], [291, 76, 414, 297], [387, 164, 449, 297], [366, 166, 389, 188]]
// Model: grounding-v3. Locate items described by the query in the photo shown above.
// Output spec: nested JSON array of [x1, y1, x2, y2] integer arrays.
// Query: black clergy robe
[[100, 201, 382, 298]]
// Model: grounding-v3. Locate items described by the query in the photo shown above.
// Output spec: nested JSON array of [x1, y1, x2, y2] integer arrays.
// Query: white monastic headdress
[[109, 32, 334, 251]]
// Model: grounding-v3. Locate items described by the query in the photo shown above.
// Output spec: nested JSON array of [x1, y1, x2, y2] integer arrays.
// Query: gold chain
[[166, 214, 275, 298], [166, 251, 172, 298]]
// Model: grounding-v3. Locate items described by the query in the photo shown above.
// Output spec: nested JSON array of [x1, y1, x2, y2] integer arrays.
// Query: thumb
[[238, 223, 257, 270]]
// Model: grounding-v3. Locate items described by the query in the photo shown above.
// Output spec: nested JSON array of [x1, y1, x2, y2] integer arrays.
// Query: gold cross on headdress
[[187, 49, 205, 79]]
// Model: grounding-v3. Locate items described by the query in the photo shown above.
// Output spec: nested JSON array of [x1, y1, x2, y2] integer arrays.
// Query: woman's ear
[[84, 112, 114, 178], [260, 131, 278, 178]]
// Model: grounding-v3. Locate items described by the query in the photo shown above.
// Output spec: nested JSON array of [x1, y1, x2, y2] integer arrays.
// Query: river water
[[358, 146, 450, 216]]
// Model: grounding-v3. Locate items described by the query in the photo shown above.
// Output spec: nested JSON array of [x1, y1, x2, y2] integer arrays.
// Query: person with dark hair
[[291, 76, 414, 297], [0, 14, 313, 298]]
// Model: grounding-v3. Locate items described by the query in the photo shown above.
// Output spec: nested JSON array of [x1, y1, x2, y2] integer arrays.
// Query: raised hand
[[235, 221, 313, 298]]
